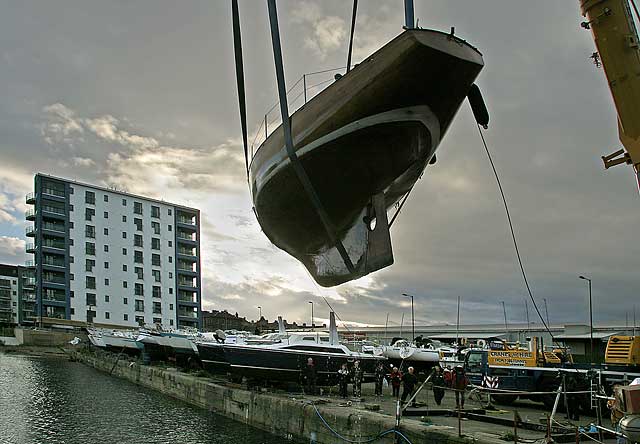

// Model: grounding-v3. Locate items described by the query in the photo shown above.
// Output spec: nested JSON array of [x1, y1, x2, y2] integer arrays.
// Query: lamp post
[[257, 305, 262, 321], [402, 293, 415, 343], [579, 275, 593, 363], [308, 301, 314, 329]]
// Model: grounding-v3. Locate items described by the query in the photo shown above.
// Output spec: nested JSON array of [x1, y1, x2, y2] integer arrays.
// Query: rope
[[475, 122, 559, 347], [346, 0, 358, 74], [307, 402, 413, 444], [230, 0, 250, 179]]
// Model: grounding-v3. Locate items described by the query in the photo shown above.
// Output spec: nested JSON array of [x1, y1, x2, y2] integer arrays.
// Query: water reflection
[[0, 353, 285, 444]]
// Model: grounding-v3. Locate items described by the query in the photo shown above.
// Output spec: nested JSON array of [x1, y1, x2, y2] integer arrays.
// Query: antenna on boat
[[329, 312, 339, 345], [403, 0, 415, 29]]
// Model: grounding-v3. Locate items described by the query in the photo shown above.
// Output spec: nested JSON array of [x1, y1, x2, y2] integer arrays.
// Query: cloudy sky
[[1, 1, 639, 328]]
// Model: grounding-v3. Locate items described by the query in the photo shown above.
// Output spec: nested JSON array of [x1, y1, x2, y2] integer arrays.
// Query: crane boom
[[580, 0, 640, 185]]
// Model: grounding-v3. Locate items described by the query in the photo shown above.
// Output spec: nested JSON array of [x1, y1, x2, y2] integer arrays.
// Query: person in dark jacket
[[374, 362, 386, 397], [389, 367, 402, 398], [565, 374, 580, 421], [302, 357, 317, 395], [401, 367, 418, 407], [337, 363, 349, 398], [430, 365, 446, 405], [352, 360, 363, 398]]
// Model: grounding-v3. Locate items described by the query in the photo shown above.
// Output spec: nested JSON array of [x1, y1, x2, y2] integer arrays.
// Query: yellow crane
[[579, 0, 640, 187]]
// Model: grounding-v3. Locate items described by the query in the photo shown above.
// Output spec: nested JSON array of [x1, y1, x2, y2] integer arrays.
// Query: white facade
[[66, 183, 195, 329], [0, 270, 20, 324]]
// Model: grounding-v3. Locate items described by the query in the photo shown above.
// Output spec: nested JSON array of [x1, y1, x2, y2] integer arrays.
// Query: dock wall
[[71, 350, 501, 444]]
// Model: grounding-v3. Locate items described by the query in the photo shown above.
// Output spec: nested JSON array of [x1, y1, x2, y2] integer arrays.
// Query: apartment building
[[0, 264, 36, 325], [25, 173, 202, 329]]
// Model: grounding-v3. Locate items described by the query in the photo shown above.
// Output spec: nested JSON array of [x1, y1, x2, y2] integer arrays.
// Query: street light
[[579, 275, 593, 363], [401, 293, 415, 343], [257, 305, 262, 321], [308, 301, 314, 330]]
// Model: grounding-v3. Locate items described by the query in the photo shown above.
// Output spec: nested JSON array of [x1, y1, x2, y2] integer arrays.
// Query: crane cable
[[474, 122, 559, 347], [230, 0, 250, 180]]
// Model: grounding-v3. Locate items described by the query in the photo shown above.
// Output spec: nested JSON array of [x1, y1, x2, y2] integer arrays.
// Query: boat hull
[[250, 29, 484, 286], [195, 341, 230, 373], [222, 345, 385, 385]]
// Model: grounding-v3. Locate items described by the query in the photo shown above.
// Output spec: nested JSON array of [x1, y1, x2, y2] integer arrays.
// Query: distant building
[[0, 264, 36, 325], [24, 173, 202, 329], [201, 310, 313, 332]]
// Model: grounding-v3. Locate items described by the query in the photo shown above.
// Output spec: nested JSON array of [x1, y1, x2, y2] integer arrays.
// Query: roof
[[427, 332, 507, 340], [555, 332, 621, 340], [36, 173, 199, 213]]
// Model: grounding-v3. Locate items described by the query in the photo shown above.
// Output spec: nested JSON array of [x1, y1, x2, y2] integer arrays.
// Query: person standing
[[452, 365, 469, 409], [374, 362, 386, 397], [352, 360, 363, 398], [338, 363, 350, 399], [430, 365, 446, 406], [302, 357, 317, 395], [400, 367, 418, 407], [389, 367, 403, 398]]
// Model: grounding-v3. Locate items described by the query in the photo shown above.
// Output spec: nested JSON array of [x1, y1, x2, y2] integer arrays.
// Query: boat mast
[[456, 296, 461, 345], [403, 0, 414, 29]]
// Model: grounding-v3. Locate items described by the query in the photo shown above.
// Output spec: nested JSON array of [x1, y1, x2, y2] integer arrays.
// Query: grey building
[[0, 263, 36, 325], [25, 173, 202, 329]]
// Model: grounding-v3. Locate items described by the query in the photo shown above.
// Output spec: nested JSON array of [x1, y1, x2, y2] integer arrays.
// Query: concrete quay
[[70, 349, 507, 444]]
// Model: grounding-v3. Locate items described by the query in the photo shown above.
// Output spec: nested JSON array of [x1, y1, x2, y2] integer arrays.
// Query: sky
[[1, 1, 639, 329]]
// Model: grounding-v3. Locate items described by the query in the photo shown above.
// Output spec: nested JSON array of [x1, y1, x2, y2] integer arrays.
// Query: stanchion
[[546, 414, 554, 444], [575, 426, 580, 444], [458, 398, 462, 438], [513, 410, 518, 444]]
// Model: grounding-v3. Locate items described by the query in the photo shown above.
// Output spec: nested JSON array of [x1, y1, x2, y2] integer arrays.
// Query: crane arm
[[580, 0, 640, 182]]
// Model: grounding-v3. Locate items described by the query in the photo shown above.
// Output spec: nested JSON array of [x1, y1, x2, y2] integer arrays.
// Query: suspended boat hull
[[250, 29, 484, 286]]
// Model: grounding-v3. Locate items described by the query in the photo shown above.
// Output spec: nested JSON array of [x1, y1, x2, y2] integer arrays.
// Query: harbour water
[[0, 353, 286, 444]]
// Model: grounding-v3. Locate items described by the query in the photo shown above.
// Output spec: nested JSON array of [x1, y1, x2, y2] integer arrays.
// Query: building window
[[104, 227, 109, 235], [69, 186, 74, 194], [135, 300, 144, 312], [122, 231, 127, 239], [151, 238, 160, 250], [85, 259, 95, 272], [85, 191, 95, 205], [152, 286, 161, 298], [153, 317, 161, 324], [122, 264, 127, 272], [168, 272, 173, 279], [168, 256, 172, 263], [135, 316, 144, 326], [168, 224, 172, 232], [168, 240, 172, 247], [134, 202, 143, 215], [153, 302, 161, 315], [152, 270, 161, 283], [104, 195, 109, 202], [85, 242, 95, 255], [152, 254, 161, 266], [104, 211, 108, 219], [169, 303, 173, 310], [104, 278, 109, 286], [169, 288, 173, 295], [152, 222, 160, 235], [86, 293, 96, 305], [123, 281, 128, 288], [104, 261, 109, 269], [105, 312, 110, 320], [169, 319, 174, 326], [105, 295, 110, 302], [70, 291, 74, 298], [134, 267, 144, 280], [122, 247, 127, 255], [124, 314, 128, 321], [69, 256, 74, 263], [86, 276, 96, 289], [122, 198, 127, 206], [134, 218, 143, 231], [134, 283, 144, 296], [69, 239, 74, 246], [122, 215, 127, 223], [168, 209, 172, 216], [85, 225, 95, 238], [85, 208, 95, 221], [70, 273, 74, 281], [134, 234, 143, 247], [70, 308, 75, 315], [104, 245, 109, 253], [151, 206, 160, 218], [69, 204, 73, 211], [134, 251, 143, 264], [123, 297, 128, 305]]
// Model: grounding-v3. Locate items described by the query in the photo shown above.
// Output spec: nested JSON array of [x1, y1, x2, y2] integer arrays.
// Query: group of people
[[301, 357, 469, 408]]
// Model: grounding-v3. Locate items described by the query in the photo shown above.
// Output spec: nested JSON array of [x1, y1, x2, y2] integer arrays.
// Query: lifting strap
[[346, 0, 358, 73], [266, 0, 355, 273], [231, 0, 250, 179]]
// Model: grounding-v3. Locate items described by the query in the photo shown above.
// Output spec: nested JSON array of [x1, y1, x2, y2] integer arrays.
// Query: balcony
[[42, 187, 65, 198], [176, 232, 197, 244], [24, 260, 35, 268], [25, 209, 36, 221], [177, 263, 196, 274], [25, 243, 35, 253], [178, 310, 198, 319], [42, 205, 65, 218], [177, 247, 197, 260], [177, 215, 196, 225], [43, 258, 65, 269], [23, 277, 36, 287], [26, 192, 36, 204], [25, 225, 35, 237], [177, 279, 196, 289], [42, 222, 65, 233]]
